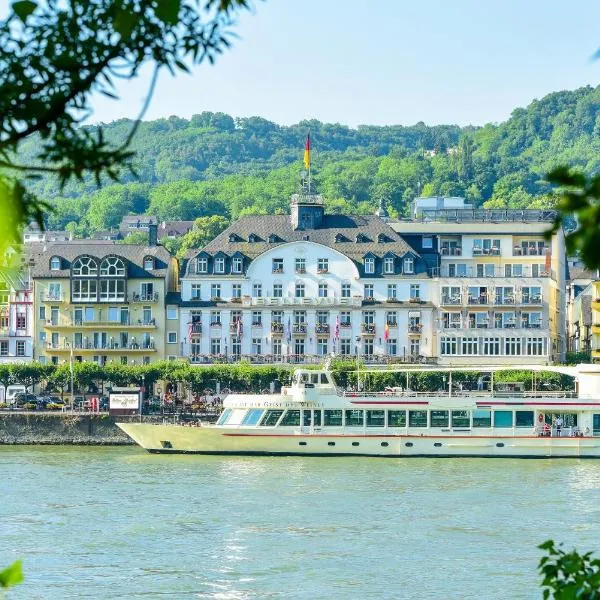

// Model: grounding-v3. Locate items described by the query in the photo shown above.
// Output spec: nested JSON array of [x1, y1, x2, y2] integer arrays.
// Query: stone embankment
[[0, 413, 174, 445]]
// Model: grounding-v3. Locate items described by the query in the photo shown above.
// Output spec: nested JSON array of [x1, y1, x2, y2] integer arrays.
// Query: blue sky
[[92, 0, 600, 127]]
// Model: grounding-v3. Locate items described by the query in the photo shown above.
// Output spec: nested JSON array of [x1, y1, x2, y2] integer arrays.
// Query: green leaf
[[113, 8, 136, 39], [155, 0, 181, 26], [0, 560, 23, 589], [11, 0, 37, 22]]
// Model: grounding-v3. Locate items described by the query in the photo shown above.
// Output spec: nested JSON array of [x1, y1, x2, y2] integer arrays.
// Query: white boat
[[118, 364, 600, 458]]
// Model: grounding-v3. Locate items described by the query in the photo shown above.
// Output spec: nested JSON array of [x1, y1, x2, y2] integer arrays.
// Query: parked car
[[13, 393, 38, 407]]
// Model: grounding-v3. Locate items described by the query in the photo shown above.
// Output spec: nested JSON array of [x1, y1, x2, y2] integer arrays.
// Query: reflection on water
[[2, 447, 600, 599]]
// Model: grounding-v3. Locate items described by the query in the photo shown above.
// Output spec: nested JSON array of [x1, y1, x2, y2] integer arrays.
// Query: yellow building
[[27, 237, 179, 365], [591, 282, 600, 361]]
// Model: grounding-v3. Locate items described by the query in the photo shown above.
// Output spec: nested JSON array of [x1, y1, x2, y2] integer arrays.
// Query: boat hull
[[117, 423, 600, 458]]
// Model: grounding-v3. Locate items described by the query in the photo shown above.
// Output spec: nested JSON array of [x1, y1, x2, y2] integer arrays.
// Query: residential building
[[179, 193, 434, 363], [23, 222, 72, 243], [118, 216, 194, 240], [391, 198, 567, 365], [570, 284, 592, 355], [28, 229, 179, 365]]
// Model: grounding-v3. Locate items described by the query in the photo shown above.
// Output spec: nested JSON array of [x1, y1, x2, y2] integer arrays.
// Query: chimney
[[148, 223, 158, 247]]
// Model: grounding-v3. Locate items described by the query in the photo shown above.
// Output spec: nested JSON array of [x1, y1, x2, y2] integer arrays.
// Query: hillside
[[20, 84, 600, 236]]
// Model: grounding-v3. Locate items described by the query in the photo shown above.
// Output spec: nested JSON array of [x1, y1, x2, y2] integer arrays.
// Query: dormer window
[[268, 234, 279, 244], [383, 257, 394, 274], [228, 233, 238, 243], [143, 256, 154, 270], [248, 233, 258, 243], [364, 257, 375, 274], [197, 257, 208, 273], [356, 234, 365, 243], [378, 233, 389, 243], [232, 256, 243, 274], [403, 257, 414, 274], [214, 257, 225, 273], [50, 256, 61, 271]]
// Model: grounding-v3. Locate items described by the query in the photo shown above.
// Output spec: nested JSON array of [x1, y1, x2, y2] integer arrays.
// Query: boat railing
[[341, 390, 576, 399]]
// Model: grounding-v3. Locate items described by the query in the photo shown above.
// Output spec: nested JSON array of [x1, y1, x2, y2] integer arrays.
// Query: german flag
[[303, 133, 311, 170]]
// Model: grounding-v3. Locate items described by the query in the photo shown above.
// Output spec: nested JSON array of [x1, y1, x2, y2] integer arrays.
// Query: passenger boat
[[118, 364, 600, 458]]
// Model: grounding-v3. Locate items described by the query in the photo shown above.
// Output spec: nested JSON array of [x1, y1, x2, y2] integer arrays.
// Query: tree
[[118, 230, 148, 245], [0, 0, 254, 253], [176, 215, 229, 257], [539, 540, 600, 599]]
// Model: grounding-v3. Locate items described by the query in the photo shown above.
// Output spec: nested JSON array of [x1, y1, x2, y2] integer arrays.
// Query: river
[[2, 447, 600, 599]]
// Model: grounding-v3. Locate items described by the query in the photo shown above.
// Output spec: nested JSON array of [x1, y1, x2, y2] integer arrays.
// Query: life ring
[[538, 413, 544, 423]]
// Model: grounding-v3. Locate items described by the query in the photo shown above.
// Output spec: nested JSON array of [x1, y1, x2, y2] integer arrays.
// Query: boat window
[[241, 409, 264, 426], [324, 410, 342, 426], [279, 410, 301, 427], [409, 410, 428, 428], [216, 408, 232, 425], [472, 409, 492, 427], [311, 374, 319, 384], [494, 410, 513, 428], [544, 413, 577, 427], [345, 410, 364, 427], [226, 409, 248, 426], [388, 410, 406, 427], [302, 410, 312, 426], [366, 410, 385, 427], [320, 374, 329, 384], [313, 410, 322, 426], [451, 410, 470, 428], [259, 410, 284, 426], [515, 410, 534, 428], [430, 410, 449, 428]]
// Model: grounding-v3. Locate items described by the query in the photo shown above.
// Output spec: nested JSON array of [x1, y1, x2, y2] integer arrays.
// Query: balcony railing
[[45, 318, 157, 328], [436, 267, 554, 279], [472, 247, 500, 256], [494, 297, 516, 305], [295, 267, 306, 274], [272, 267, 284, 274], [45, 342, 156, 351], [522, 296, 543, 305], [317, 268, 329, 274], [188, 353, 438, 366], [292, 324, 307, 334], [513, 246, 549, 256], [468, 296, 491, 305], [361, 323, 376, 335], [189, 323, 202, 335], [43, 293, 63, 302], [131, 292, 159, 303], [441, 296, 462, 305], [408, 324, 422, 334], [440, 247, 462, 256], [271, 323, 284, 333], [315, 324, 330, 334]]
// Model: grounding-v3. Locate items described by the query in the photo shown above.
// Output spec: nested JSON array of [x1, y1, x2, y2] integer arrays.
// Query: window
[[363, 339, 374, 356], [505, 264, 523, 277], [345, 410, 364, 427], [273, 284, 283, 298], [364, 284, 374, 299], [241, 409, 264, 426], [494, 411, 513, 428], [16, 312, 26, 330], [252, 338, 262, 354], [231, 336, 241, 356], [197, 257, 208, 273], [210, 311, 221, 325], [72, 279, 97, 302], [388, 410, 406, 427], [16, 340, 25, 357], [522, 286, 542, 304], [167, 306, 178, 320], [210, 338, 221, 355], [318, 283, 328, 298], [441, 337, 457, 355], [50, 256, 61, 270], [422, 236, 433, 249], [324, 410, 342, 426], [214, 257, 225, 273], [252, 283, 262, 298], [340, 338, 351, 355], [100, 279, 125, 301], [167, 332, 177, 344], [364, 257, 375, 274], [341, 283, 351, 298], [442, 312, 461, 329], [482, 337, 501, 355], [504, 337, 521, 355], [362, 310, 375, 325], [259, 410, 284, 426], [72, 256, 98, 276], [383, 257, 394, 274], [526, 337, 545, 356], [472, 409, 492, 428], [408, 410, 428, 427], [386, 311, 397, 325], [441, 286, 461, 305], [515, 411, 534, 427], [232, 257, 243, 273], [366, 410, 385, 427], [386, 338, 397, 356], [232, 284, 242, 298], [143, 307, 152, 324], [295, 258, 306, 273], [476, 264, 495, 277], [272, 258, 284, 273], [461, 337, 478, 355], [410, 339, 420, 356], [191, 284, 201, 300], [387, 284, 397, 300], [451, 411, 470, 428], [340, 311, 351, 326], [317, 338, 328, 355], [272, 338, 282, 356], [100, 256, 125, 277], [522, 312, 542, 329], [295, 283, 305, 298], [143, 257, 154, 270], [251, 311, 262, 326], [410, 284, 420, 299], [0, 341, 8, 356], [39, 306, 46, 320], [317, 258, 329, 273], [430, 411, 449, 428], [403, 257, 414, 273], [280, 410, 301, 426], [473, 238, 501, 255]]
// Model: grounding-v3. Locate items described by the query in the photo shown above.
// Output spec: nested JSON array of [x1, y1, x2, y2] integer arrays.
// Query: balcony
[[44, 318, 157, 329], [229, 297, 242, 304], [441, 296, 462, 306], [292, 324, 307, 334], [472, 247, 500, 256], [272, 267, 284, 274], [42, 293, 64, 302], [210, 321, 222, 328], [131, 292, 159, 303], [513, 246, 549, 256], [45, 342, 156, 353], [189, 323, 202, 336], [440, 247, 462, 256], [522, 296, 543, 305], [361, 323, 376, 335], [408, 324, 422, 334], [271, 323, 284, 334], [317, 268, 329, 274], [315, 324, 330, 334], [251, 321, 263, 328], [295, 267, 306, 274], [494, 297, 516, 306], [386, 321, 398, 328], [468, 296, 491, 306]]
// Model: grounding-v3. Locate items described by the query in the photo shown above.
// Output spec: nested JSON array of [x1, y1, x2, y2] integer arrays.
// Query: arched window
[[50, 256, 61, 271], [100, 256, 126, 277], [72, 256, 98, 276], [143, 256, 154, 270]]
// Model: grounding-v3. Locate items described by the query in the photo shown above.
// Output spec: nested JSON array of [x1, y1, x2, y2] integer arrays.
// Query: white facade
[[180, 242, 434, 363], [0, 273, 34, 364]]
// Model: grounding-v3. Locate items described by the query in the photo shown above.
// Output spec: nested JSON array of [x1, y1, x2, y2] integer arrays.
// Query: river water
[[2, 447, 600, 599]]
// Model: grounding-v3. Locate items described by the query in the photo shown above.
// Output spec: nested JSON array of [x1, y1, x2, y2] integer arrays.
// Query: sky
[[90, 0, 600, 128]]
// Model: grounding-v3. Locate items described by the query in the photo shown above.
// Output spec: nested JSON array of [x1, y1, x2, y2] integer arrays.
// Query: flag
[[286, 317, 291, 342], [236, 317, 243, 337], [303, 134, 310, 170], [334, 316, 340, 340], [384, 322, 389, 341], [187, 321, 193, 339]]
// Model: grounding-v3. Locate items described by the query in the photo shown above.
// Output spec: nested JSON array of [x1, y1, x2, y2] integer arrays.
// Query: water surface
[[2, 447, 600, 599]]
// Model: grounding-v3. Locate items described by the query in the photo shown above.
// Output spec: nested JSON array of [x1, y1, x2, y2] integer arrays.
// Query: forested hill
[[22, 84, 600, 236]]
